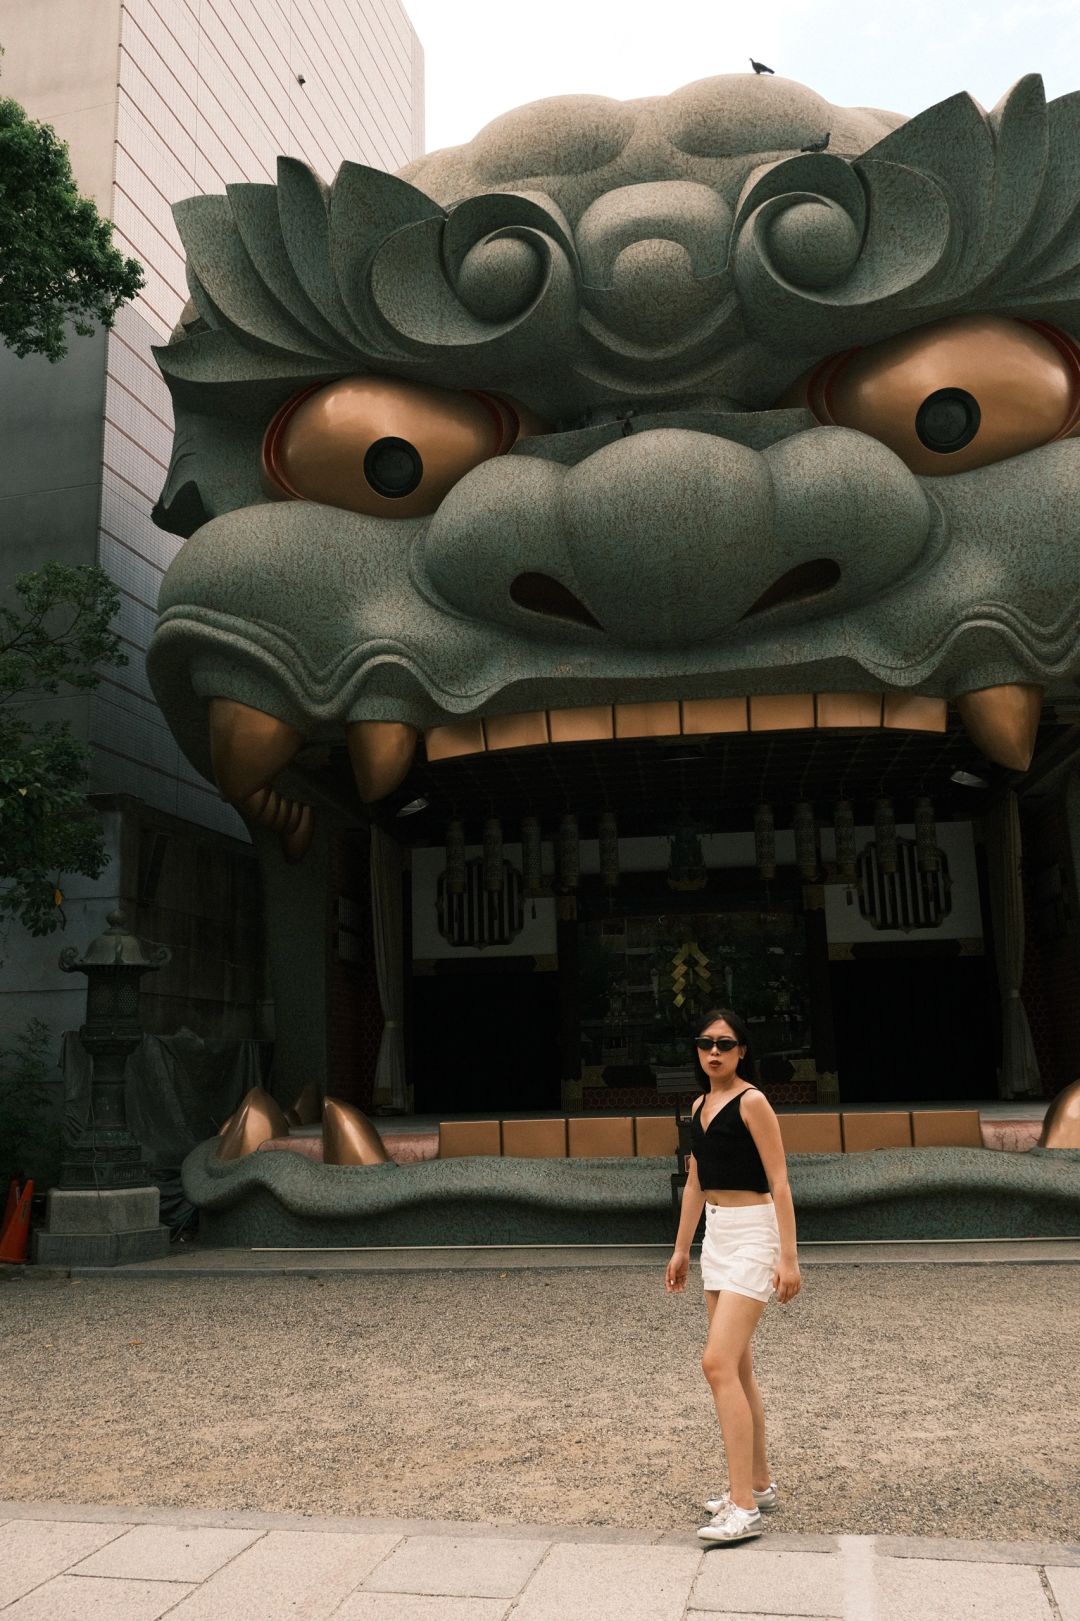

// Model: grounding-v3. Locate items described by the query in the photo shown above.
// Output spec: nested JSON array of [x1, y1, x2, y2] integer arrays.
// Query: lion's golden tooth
[[282, 803, 314, 864], [321, 1097, 391, 1166], [346, 720, 419, 800], [483, 711, 549, 751], [546, 705, 614, 743], [955, 683, 1043, 771], [882, 695, 947, 732], [424, 719, 487, 762], [216, 1086, 290, 1160], [209, 698, 304, 802], [749, 694, 815, 731]]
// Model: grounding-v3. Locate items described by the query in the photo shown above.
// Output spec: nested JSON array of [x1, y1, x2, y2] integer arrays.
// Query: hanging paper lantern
[[445, 819, 466, 896], [754, 803, 776, 881], [482, 816, 503, 892], [793, 801, 818, 882], [521, 816, 543, 896], [598, 811, 619, 888], [874, 796, 898, 875], [914, 795, 940, 874], [558, 812, 579, 890], [667, 810, 707, 891], [833, 799, 857, 883]]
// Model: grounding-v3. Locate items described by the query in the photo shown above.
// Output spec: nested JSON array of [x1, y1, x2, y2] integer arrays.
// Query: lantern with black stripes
[[521, 815, 543, 897], [558, 812, 580, 890], [914, 796, 941, 875], [445, 819, 466, 896], [833, 799, 857, 884], [598, 811, 619, 888], [482, 816, 504, 893], [754, 803, 776, 881], [793, 801, 818, 882], [874, 796, 898, 875]]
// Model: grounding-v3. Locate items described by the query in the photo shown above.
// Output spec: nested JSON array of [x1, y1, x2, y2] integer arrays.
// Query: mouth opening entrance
[[741, 558, 841, 620], [510, 572, 602, 630]]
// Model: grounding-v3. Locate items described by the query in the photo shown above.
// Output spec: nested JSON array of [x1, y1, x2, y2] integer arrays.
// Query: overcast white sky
[[402, 0, 1080, 155]]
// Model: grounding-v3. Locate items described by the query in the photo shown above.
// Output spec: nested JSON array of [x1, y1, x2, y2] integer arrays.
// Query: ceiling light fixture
[[396, 795, 430, 817], [949, 769, 989, 789]]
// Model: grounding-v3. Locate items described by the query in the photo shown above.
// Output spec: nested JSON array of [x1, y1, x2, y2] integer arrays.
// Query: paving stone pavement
[[1, 1503, 1078, 1620]]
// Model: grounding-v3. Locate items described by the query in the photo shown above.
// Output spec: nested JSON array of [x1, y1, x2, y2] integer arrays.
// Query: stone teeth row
[[425, 692, 946, 762]]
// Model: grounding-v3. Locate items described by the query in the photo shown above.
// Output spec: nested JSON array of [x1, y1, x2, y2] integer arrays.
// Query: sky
[[401, 0, 1080, 156]]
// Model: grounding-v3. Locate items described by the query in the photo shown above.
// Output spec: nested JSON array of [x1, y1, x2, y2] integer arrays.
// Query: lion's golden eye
[[779, 314, 1080, 476], [261, 375, 542, 518]]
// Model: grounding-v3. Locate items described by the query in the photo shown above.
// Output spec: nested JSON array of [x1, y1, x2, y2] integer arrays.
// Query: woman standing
[[665, 1007, 801, 1545]]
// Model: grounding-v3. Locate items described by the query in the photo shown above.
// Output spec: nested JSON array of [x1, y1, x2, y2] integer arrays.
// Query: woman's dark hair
[[691, 1007, 755, 1091]]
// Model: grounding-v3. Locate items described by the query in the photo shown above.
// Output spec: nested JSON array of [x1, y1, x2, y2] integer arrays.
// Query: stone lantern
[[33, 912, 172, 1267]]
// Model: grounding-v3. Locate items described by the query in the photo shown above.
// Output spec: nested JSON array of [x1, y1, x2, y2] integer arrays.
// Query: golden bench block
[[841, 1112, 913, 1152], [778, 1114, 842, 1153], [438, 1119, 502, 1158], [502, 1118, 568, 1158], [568, 1116, 634, 1157], [911, 1109, 983, 1147]]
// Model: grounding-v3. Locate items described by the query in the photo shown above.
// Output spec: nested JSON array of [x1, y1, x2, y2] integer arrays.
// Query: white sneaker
[[697, 1503, 764, 1544], [703, 1481, 778, 1514]]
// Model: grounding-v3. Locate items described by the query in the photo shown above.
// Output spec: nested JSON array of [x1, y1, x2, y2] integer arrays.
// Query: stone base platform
[[32, 1187, 170, 1267]]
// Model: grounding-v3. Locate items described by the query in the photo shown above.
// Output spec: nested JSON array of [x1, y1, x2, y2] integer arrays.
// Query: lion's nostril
[[742, 558, 841, 620], [510, 573, 602, 630]]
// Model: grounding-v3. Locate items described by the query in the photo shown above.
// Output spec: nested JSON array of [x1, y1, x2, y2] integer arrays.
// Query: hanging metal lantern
[[445, 819, 466, 896], [833, 799, 857, 883], [914, 795, 941, 874], [521, 816, 543, 897], [793, 801, 818, 882], [874, 796, 898, 875], [598, 811, 619, 888], [482, 816, 504, 893], [557, 812, 579, 890], [754, 803, 776, 881]]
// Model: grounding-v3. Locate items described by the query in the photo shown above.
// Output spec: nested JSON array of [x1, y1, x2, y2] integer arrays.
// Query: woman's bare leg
[[738, 1340, 772, 1490], [701, 1290, 767, 1509]]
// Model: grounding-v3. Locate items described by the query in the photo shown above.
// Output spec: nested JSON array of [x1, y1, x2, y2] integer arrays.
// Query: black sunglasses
[[693, 1036, 740, 1053]]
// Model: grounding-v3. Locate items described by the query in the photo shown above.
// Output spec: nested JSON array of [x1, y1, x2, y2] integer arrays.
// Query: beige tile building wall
[[94, 0, 425, 831]]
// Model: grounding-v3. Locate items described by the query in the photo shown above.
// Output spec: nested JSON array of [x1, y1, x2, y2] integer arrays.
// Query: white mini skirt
[[700, 1200, 781, 1302]]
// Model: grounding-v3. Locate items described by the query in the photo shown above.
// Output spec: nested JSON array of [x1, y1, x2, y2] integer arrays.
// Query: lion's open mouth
[[205, 683, 1046, 861]]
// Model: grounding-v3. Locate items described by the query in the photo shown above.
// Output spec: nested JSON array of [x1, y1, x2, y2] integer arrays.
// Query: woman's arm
[[741, 1092, 801, 1303], [665, 1105, 706, 1292]]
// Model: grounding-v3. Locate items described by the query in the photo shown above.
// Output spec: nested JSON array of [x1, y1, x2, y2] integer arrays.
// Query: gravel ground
[[4, 1264, 1078, 1542]]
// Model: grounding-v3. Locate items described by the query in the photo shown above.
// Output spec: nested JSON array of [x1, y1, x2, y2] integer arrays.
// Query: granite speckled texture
[[182, 1140, 1080, 1248]]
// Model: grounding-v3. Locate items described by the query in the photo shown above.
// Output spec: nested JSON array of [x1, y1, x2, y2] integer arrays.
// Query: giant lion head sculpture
[[148, 73, 1079, 858]]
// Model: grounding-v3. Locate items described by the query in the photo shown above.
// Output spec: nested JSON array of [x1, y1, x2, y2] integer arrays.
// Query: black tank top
[[690, 1086, 770, 1194]]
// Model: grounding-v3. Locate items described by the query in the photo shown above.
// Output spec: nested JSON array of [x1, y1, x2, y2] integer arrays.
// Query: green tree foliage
[[0, 90, 144, 360], [1, 565, 127, 935], [0, 1017, 59, 1185]]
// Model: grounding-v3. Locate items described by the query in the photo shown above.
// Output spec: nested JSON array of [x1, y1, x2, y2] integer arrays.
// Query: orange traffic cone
[[0, 1178, 33, 1264], [2, 1177, 17, 1232]]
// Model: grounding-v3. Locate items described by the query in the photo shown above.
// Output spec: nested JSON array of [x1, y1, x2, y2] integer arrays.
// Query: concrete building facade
[[0, 0, 424, 1045]]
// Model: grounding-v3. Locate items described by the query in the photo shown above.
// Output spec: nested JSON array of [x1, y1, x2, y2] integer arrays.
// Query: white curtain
[[369, 826, 408, 1112], [982, 792, 1042, 1099]]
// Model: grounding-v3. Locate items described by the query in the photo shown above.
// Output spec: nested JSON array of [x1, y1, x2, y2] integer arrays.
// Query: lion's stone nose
[[422, 426, 931, 650]]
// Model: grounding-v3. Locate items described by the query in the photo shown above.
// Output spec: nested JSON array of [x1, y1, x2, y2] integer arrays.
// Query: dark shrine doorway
[[410, 964, 561, 1114], [828, 950, 999, 1102]]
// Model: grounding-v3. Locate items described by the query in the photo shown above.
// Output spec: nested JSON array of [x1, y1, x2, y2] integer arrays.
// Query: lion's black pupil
[[915, 388, 981, 453], [364, 437, 423, 497]]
